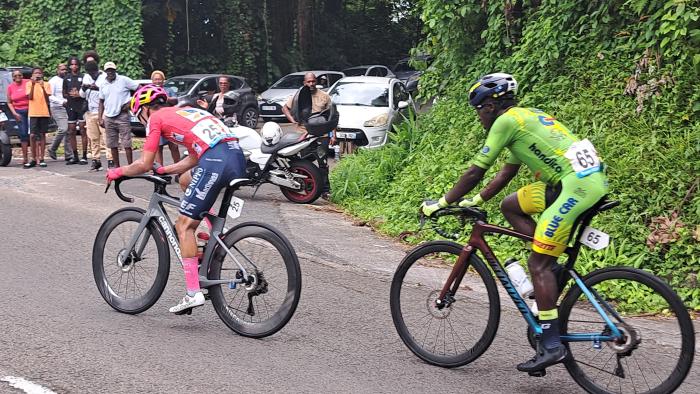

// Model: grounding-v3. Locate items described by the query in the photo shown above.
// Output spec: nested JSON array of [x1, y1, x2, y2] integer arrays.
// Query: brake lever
[[104, 182, 111, 194]]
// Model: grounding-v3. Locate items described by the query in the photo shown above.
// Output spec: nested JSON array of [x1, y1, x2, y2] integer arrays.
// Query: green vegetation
[[0, 0, 143, 77], [331, 0, 700, 310]]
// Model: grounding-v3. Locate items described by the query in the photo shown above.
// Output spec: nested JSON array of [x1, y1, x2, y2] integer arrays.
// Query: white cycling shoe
[[169, 292, 205, 314]]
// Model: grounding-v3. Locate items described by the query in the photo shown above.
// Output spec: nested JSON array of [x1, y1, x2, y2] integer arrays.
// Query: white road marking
[[1, 376, 56, 394]]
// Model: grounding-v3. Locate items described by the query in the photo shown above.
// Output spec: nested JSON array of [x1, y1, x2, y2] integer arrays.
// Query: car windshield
[[270, 74, 306, 89], [342, 68, 368, 77], [163, 77, 198, 97], [329, 82, 389, 107], [393, 61, 415, 73]]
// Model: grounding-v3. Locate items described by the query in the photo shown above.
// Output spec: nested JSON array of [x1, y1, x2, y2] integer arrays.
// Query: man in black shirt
[[63, 56, 88, 165]]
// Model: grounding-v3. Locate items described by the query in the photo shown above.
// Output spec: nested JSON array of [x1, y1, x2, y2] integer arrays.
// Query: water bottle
[[505, 258, 534, 298], [334, 145, 340, 160]]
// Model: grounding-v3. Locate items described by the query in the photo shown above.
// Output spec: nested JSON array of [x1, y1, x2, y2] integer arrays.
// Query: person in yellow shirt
[[26, 67, 52, 167]]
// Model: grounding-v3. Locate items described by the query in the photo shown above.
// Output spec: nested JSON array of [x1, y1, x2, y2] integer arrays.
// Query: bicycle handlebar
[[104, 174, 173, 203], [419, 202, 488, 240]]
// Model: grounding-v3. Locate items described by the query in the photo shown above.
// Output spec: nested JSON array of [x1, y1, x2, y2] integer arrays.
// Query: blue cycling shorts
[[179, 140, 246, 220]]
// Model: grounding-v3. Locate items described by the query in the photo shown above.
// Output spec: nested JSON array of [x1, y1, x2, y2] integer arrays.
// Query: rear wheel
[[92, 208, 170, 314], [280, 160, 323, 204], [560, 267, 694, 394], [208, 222, 301, 338]]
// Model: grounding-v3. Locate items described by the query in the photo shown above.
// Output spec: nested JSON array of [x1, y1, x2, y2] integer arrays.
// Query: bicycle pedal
[[528, 369, 546, 377]]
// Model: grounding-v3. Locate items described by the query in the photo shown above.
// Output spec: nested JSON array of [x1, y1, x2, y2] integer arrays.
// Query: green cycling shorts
[[516, 171, 608, 257]]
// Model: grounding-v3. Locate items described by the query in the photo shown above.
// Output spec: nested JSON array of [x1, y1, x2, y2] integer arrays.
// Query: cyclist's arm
[[444, 165, 487, 203], [478, 163, 521, 201], [161, 152, 198, 175], [119, 149, 157, 176], [445, 114, 517, 203]]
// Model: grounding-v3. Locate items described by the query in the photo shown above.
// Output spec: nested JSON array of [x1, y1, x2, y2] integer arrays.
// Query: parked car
[[163, 74, 260, 128], [342, 65, 395, 78], [392, 55, 432, 95], [329, 76, 414, 149], [258, 70, 344, 122]]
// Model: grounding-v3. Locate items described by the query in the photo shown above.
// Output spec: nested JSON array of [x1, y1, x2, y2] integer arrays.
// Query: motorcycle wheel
[[0, 143, 11, 167], [280, 160, 323, 204]]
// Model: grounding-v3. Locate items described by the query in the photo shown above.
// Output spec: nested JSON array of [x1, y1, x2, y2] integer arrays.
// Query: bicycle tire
[[92, 208, 171, 314], [390, 241, 500, 367], [208, 222, 301, 338], [559, 267, 695, 394]]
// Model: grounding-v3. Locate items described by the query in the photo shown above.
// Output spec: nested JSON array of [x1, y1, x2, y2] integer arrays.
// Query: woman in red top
[[6, 70, 30, 166]]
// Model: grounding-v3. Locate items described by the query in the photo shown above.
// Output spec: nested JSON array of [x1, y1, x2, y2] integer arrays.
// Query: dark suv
[[164, 74, 260, 128]]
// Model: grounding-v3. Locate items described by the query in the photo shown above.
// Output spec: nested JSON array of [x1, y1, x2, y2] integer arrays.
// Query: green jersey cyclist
[[421, 73, 608, 372]]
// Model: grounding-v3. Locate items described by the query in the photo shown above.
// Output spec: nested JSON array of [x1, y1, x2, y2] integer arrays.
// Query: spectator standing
[[98, 62, 138, 167], [6, 70, 31, 166], [64, 56, 88, 165], [26, 67, 52, 167], [47, 63, 73, 162], [282, 72, 335, 198], [151, 70, 181, 165], [81, 59, 110, 171]]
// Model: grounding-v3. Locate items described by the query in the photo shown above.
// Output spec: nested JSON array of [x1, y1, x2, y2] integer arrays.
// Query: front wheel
[[208, 222, 301, 338], [390, 241, 500, 367], [92, 208, 171, 314], [560, 267, 695, 394], [279, 159, 323, 204]]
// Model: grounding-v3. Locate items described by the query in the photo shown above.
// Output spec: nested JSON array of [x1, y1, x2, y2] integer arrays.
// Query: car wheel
[[241, 107, 259, 128], [0, 143, 12, 166]]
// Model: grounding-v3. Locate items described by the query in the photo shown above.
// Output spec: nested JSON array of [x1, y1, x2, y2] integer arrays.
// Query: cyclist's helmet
[[468, 73, 518, 107], [130, 84, 168, 116], [261, 122, 282, 146]]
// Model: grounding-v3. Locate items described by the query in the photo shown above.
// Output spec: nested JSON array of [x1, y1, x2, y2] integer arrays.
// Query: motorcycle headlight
[[364, 113, 389, 127]]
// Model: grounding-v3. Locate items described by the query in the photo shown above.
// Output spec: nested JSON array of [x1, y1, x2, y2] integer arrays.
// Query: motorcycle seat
[[261, 131, 307, 154]]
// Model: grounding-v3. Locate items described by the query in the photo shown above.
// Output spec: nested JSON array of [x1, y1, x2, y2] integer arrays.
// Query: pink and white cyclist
[[106, 84, 246, 314]]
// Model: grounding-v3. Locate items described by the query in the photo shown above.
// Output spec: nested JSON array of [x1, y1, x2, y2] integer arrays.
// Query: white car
[[329, 76, 414, 148], [258, 70, 345, 121]]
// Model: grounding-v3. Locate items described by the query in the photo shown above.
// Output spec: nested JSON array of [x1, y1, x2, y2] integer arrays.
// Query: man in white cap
[[98, 61, 139, 166]]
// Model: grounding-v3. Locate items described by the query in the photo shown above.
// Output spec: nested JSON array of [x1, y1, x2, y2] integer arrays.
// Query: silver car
[[329, 76, 414, 149], [342, 65, 395, 78], [258, 70, 344, 122]]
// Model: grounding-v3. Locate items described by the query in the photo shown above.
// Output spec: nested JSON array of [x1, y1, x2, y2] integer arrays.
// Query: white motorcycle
[[233, 122, 326, 204]]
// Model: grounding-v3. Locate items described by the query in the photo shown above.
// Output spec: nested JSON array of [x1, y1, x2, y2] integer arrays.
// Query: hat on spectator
[[103, 62, 117, 71]]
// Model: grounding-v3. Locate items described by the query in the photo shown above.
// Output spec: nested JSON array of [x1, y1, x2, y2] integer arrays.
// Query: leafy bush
[[331, 0, 700, 310]]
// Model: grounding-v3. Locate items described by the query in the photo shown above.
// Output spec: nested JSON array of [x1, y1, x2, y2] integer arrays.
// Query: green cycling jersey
[[473, 107, 598, 184]]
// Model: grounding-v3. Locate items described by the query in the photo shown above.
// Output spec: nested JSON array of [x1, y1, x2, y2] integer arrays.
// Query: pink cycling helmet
[[130, 84, 168, 115]]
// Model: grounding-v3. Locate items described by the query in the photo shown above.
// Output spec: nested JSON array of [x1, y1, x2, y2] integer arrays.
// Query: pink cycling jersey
[[143, 106, 236, 158]]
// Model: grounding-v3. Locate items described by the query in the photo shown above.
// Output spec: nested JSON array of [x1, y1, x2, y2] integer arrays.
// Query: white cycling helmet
[[261, 122, 282, 146]]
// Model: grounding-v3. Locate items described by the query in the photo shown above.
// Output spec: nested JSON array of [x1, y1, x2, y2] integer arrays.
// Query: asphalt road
[[0, 151, 698, 393]]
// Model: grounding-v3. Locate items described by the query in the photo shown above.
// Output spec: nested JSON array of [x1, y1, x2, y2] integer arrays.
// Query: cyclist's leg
[[172, 150, 230, 312], [519, 172, 608, 371], [501, 181, 561, 235]]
